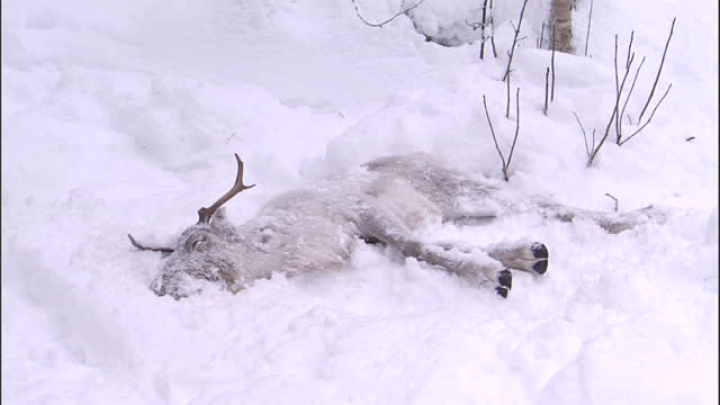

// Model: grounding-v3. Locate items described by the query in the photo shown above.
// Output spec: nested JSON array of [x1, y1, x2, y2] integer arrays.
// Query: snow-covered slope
[[2, 0, 717, 404]]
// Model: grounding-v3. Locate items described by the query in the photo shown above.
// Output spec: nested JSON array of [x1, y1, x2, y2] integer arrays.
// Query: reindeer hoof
[[532, 260, 548, 275], [531, 242, 549, 259], [498, 269, 513, 289], [495, 286, 509, 298]]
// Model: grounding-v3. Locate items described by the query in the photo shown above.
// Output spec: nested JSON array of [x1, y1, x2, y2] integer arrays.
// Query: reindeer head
[[129, 153, 255, 298]]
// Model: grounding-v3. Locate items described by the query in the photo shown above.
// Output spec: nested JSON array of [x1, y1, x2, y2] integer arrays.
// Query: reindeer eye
[[190, 235, 209, 250]]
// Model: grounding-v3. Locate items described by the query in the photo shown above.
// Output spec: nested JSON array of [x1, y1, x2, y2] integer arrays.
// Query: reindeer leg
[[357, 210, 513, 298], [485, 240, 549, 275]]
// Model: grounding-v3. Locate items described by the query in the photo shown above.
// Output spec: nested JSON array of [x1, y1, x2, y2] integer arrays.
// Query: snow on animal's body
[[131, 152, 661, 299]]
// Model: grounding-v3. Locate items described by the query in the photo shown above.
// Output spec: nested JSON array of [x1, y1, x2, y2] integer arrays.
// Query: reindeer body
[[133, 152, 662, 299]]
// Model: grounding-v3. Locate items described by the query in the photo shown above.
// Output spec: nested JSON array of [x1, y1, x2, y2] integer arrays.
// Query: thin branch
[[502, 0, 530, 82], [588, 34, 634, 166], [544, 67, 550, 116], [625, 31, 635, 69], [637, 17, 675, 122], [488, 0, 497, 57], [584, 0, 593, 56], [550, 24, 555, 102], [605, 193, 619, 212], [617, 55, 646, 142], [613, 35, 620, 112], [504, 87, 521, 178], [506, 74, 511, 118], [351, 0, 426, 28], [619, 83, 672, 146], [480, 0, 489, 59], [539, 21, 546, 49], [573, 111, 592, 158], [609, 33, 636, 145], [482, 95, 508, 176]]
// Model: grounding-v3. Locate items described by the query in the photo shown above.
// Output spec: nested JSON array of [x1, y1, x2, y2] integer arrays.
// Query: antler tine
[[197, 153, 256, 224], [127, 234, 175, 253]]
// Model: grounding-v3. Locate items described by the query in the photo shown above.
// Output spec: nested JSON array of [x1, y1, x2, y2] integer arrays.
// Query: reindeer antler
[[127, 234, 174, 253], [197, 153, 256, 224]]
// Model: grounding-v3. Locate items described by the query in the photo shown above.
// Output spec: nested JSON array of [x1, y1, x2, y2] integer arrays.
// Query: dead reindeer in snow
[[129, 152, 664, 299]]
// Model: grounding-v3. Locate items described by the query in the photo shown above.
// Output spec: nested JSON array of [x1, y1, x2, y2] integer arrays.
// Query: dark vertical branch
[[482, 95, 508, 179], [618, 56, 645, 139], [502, 0, 530, 82], [480, 0, 489, 59], [539, 21, 546, 49], [544, 67, 550, 116], [625, 31, 635, 69], [584, 0, 593, 56], [637, 17, 675, 123], [504, 87, 521, 180], [489, 0, 497, 57], [615, 36, 635, 144], [482, 91, 521, 182], [550, 24, 555, 102], [506, 74, 511, 118]]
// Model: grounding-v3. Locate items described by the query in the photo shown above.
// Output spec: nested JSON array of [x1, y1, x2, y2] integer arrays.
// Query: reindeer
[[129, 152, 663, 299]]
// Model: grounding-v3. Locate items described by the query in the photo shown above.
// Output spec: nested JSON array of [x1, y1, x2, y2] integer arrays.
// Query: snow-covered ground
[[2, 0, 717, 403]]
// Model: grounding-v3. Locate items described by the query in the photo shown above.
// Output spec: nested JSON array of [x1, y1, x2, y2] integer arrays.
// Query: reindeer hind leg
[[486, 241, 549, 275], [357, 209, 513, 298]]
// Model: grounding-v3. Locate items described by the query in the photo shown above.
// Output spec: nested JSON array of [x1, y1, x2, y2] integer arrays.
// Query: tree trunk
[[550, 0, 574, 53]]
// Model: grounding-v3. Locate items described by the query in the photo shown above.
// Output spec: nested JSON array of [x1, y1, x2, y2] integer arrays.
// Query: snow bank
[[2, 0, 717, 404]]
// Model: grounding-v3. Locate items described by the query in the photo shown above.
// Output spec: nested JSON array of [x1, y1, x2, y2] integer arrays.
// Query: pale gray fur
[[141, 153, 664, 299]]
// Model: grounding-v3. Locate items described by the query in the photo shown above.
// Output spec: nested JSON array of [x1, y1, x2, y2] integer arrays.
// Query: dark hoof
[[495, 286, 509, 298], [498, 269, 513, 289], [533, 259, 549, 275], [531, 242, 549, 259]]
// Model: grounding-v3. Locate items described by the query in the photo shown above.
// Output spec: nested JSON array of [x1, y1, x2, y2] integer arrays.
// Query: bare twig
[[351, 0, 426, 28], [502, 0, 530, 82], [619, 83, 672, 146], [482, 95, 507, 175], [625, 31, 635, 69], [506, 74, 511, 118], [480, 0, 489, 59], [544, 67, 550, 116], [614, 34, 636, 144], [605, 193, 619, 212], [588, 38, 634, 165], [637, 17, 675, 122], [550, 24, 555, 102], [584, 0, 593, 56], [505, 87, 521, 178], [573, 111, 594, 158], [488, 0, 497, 57], [617, 55, 645, 140], [539, 21, 546, 49], [483, 92, 522, 181]]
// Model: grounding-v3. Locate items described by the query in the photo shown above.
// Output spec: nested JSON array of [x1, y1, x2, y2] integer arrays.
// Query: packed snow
[[2, 0, 717, 404]]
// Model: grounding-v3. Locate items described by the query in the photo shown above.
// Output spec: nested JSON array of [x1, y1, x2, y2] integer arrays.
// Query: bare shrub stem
[[482, 91, 521, 181], [502, 0, 530, 82], [637, 17, 675, 122], [351, 0, 426, 28], [584, 0, 593, 56]]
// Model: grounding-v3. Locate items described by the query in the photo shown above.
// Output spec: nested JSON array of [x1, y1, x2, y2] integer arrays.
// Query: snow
[[2, 0, 717, 404]]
